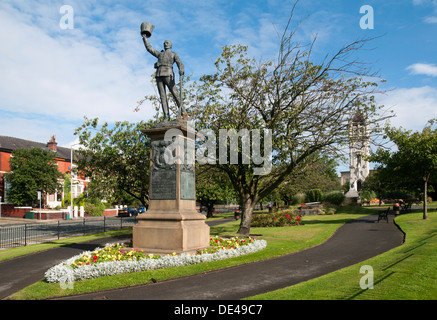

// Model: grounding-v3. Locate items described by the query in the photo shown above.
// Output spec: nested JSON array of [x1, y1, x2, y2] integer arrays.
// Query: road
[[0, 216, 136, 248]]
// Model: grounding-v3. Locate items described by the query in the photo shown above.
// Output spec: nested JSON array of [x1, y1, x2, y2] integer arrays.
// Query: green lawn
[[247, 208, 437, 300], [8, 207, 369, 300]]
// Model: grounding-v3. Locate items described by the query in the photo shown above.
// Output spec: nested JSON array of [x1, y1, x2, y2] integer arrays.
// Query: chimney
[[47, 135, 58, 152]]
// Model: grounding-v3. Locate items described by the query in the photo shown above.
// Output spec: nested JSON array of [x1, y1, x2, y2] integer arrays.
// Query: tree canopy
[[74, 117, 154, 206], [6, 148, 61, 206], [184, 11, 386, 235], [370, 121, 437, 219]]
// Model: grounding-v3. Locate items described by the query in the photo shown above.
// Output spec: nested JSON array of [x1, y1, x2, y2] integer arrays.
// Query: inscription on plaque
[[180, 168, 195, 200], [149, 138, 177, 200], [150, 168, 176, 199], [180, 138, 195, 200]]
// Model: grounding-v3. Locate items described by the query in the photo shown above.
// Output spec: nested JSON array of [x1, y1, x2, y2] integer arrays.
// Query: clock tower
[[345, 112, 370, 203]]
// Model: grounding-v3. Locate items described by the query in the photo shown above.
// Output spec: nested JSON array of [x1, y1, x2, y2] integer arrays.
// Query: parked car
[[118, 207, 138, 217], [137, 205, 146, 214]]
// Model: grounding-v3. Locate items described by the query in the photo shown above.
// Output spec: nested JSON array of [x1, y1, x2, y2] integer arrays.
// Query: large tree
[[6, 148, 61, 206], [74, 117, 154, 206], [186, 8, 386, 235], [196, 165, 235, 218], [370, 121, 437, 219]]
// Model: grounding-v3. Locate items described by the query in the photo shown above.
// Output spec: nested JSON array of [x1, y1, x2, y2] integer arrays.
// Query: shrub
[[291, 193, 306, 205], [306, 189, 323, 203], [323, 204, 338, 215], [84, 200, 106, 216], [360, 190, 376, 201], [323, 191, 345, 206]]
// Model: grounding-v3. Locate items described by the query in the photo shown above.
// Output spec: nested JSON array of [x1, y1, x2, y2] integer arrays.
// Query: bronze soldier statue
[[141, 23, 186, 120]]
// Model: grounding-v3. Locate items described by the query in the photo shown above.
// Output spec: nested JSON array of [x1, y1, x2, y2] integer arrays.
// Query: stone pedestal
[[133, 119, 210, 254]]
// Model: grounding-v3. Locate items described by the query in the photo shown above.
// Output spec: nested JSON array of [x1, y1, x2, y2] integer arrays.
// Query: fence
[[0, 216, 137, 249]]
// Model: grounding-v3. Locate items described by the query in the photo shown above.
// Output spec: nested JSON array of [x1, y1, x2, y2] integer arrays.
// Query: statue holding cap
[[141, 22, 186, 120]]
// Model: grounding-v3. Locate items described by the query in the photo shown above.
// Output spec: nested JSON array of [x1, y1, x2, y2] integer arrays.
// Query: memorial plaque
[[180, 138, 195, 200], [150, 168, 177, 199], [180, 168, 195, 200]]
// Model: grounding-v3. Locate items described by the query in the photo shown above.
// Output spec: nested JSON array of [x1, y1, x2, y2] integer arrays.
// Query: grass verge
[[246, 208, 437, 300], [8, 207, 371, 300]]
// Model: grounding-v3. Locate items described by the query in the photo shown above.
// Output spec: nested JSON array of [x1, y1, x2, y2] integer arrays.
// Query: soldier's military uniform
[[143, 37, 185, 120]]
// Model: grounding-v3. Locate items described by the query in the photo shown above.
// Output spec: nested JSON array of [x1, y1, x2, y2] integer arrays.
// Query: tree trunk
[[423, 178, 428, 220], [207, 204, 214, 218], [237, 195, 257, 236]]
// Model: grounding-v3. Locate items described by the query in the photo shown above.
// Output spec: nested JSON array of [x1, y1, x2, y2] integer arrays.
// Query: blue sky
[[1, 0, 437, 170]]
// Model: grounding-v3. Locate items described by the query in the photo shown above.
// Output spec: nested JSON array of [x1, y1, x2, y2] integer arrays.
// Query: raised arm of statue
[[142, 35, 160, 58]]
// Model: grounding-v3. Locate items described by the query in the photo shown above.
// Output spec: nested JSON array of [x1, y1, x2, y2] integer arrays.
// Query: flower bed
[[45, 236, 267, 283], [251, 211, 302, 227]]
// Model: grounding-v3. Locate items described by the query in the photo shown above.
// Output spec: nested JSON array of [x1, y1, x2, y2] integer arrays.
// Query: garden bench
[[377, 207, 390, 223]]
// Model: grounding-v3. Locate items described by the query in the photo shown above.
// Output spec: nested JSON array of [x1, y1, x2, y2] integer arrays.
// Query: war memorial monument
[[132, 22, 210, 254]]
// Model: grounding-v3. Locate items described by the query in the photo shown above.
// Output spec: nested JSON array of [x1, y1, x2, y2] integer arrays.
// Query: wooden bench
[[377, 207, 390, 223]]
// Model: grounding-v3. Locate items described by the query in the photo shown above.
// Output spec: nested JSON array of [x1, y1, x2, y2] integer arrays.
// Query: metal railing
[[0, 216, 137, 249]]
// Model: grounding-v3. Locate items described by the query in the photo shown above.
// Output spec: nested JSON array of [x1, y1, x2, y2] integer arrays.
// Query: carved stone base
[[133, 209, 210, 255], [132, 121, 210, 255]]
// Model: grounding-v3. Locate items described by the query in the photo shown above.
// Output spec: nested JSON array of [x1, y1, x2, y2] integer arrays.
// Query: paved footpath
[[0, 214, 404, 300]]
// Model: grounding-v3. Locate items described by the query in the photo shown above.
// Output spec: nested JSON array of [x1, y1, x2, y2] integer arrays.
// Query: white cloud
[[407, 63, 437, 77], [378, 86, 437, 130], [424, 16, 437, 23], [0, 114, 77, 146], [412, 0, 437, 22], [413, 0, 437, 7], [0, 1, 157, 126]]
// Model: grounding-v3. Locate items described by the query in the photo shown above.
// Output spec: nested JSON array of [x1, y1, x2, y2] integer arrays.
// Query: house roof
[[0, 135, 72, 161]]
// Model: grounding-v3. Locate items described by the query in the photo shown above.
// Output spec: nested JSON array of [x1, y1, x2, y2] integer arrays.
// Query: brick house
[[0, 135, 89, 208]]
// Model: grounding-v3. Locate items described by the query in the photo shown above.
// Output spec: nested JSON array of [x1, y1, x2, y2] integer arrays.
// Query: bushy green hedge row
[[323, 191, 345, 206]]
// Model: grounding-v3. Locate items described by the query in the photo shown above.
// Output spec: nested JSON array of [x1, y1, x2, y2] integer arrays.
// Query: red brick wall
[[0, 151, 11, 172], [1, 204, 32, 218], [102, 209, 118, 216], [57, 159, 70, 175]]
